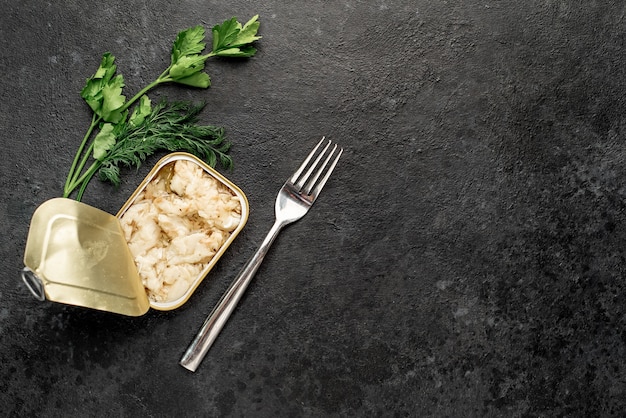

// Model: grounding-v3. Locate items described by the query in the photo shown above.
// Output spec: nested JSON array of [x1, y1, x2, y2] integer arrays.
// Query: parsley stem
[[119, 67, 173, 113], [120, 79, 162, 113], [71, 141, 96, 190], [65, 159, 100, 201], [63, 114, 100, 198], [75, 161, 102, 201]]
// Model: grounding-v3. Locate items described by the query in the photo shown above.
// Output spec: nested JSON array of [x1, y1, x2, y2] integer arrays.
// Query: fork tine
[[304, 143, 338, 194], [308, 145, 343, 199], [290, 137, 325, 185], [296, 140, 332, 190]]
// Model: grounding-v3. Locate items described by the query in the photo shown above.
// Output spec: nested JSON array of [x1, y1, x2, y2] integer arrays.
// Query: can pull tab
[[21, 267, 46, 301]]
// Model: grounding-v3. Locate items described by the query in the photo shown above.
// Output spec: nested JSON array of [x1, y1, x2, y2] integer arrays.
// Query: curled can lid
[[23, 197, 150, 316]]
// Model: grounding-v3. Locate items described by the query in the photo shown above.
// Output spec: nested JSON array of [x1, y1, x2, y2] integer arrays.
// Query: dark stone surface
[[1, 0, 626, 416]]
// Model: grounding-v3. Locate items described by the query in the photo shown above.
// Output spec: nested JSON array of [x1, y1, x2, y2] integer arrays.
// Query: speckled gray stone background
[[1, 0, 626, 416]]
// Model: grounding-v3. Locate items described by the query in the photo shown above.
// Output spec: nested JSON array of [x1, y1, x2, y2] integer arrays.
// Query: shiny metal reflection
[[21, 267, 45, 301]]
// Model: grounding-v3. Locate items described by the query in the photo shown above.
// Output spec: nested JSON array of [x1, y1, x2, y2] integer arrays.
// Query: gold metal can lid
[[23, 197, 150, 316]]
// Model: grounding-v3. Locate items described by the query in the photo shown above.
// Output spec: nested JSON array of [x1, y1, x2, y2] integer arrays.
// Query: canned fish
[[22, 152, 249, 316]]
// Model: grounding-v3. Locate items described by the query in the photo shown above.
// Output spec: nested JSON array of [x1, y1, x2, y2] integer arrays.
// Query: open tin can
[[22, 152, 249, 316]]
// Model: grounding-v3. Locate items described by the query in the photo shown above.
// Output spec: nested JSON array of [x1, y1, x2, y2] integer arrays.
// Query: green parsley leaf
[[162, 17, 259, 87], [93, 123, 117, 161], [169, 55, 207, 79], [212, 47, 257, 57], [100, 75, 126, 123], [174, 72, 211, 88], [171, 26, 206, 63], [235, 15, 262, 46], [129, 95, 152, 127], [93, 53, 116, 79], [166, 26, 212, 86], [81, 53, 116, 112], [212, 18, 240, 52], [80, 52, 127, 123], [211, 15, 261, 57]]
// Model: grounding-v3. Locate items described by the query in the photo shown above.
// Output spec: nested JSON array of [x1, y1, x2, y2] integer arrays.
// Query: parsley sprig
[[63, 15, 261, 201]]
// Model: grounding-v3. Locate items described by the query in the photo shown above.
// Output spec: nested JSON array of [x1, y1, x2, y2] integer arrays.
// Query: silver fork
[[180, 137, 343, 372]]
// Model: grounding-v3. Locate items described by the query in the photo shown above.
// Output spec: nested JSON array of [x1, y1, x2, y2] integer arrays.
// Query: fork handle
[[180, 220, 285, 372]]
